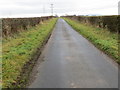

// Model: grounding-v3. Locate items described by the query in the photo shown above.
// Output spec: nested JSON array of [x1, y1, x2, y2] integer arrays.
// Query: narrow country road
[[28, 19, 118, 88]]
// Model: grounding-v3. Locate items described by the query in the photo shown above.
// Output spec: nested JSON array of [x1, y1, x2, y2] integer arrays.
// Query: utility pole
[[51, 4, 53, 16]]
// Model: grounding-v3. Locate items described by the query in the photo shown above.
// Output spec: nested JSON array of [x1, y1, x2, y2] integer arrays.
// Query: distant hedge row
[[63, 15, 119, 32], [2, 16, 53, 37]]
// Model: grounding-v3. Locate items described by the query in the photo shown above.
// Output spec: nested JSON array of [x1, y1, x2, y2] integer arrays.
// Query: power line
[[43, 5, 45, 15], [51, 4, 53, 16]]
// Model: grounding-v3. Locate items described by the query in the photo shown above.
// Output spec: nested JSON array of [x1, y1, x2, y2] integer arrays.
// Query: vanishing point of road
[[29, 19, 118, 88]]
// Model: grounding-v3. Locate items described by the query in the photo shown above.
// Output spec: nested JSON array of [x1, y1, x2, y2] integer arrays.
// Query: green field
[[64, 18, 118, 63], [2, 18, 57, 88]]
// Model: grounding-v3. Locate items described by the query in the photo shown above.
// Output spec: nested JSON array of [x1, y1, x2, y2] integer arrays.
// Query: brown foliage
[[2, 16, 53, 37], [63, 15, 119, 32]]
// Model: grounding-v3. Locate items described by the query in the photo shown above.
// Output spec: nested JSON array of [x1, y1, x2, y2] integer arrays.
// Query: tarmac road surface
[[29, 19, 118, 88]]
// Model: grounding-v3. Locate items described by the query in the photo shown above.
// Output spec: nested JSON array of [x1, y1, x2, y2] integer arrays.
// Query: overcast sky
[[0, 0, 119, 18]]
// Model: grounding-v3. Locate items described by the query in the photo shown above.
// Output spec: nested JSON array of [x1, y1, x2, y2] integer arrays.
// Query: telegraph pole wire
[[43, 5, 45, 16], [51, 4, 53, 16]]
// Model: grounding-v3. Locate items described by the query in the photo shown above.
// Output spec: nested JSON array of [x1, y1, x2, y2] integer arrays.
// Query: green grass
[[2, 18, 57, 88], [63, 18, 118, 63]]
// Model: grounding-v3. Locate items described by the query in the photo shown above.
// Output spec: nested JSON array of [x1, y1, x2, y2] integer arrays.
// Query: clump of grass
[[2, 18, 57, 88], [64, 18, 118, 63]]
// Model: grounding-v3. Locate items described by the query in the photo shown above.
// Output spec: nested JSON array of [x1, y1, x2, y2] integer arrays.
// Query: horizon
[[0, 0, 119, 18]]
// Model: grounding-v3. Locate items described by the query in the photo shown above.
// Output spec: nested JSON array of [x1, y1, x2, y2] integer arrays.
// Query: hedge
[[2, 16, 53, 37], [63, 15, 119, 32]]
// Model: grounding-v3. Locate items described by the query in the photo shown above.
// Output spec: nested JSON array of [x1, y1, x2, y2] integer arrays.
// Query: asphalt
[[28, 19, 118, 88]]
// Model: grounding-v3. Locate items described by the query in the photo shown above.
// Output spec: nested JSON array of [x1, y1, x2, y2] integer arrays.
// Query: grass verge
[[2, 18, 57, 88], [63, 18, 118, 63]]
